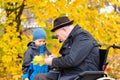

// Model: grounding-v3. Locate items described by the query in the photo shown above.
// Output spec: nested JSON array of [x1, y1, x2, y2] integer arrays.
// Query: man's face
[[54, 28, 68, 42]]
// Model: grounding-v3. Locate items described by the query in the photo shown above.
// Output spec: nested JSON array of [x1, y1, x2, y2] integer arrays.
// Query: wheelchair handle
[[106, 44, 120, 51], [112, 44, 120, 49]]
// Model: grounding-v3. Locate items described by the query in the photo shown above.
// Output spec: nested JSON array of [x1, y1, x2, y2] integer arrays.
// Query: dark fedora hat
[[51, 16, 73, 32]]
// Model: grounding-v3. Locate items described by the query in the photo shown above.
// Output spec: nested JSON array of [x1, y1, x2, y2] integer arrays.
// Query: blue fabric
[[39, 46, 44, 55], [29, 64, 48, 80], [32, 28, 46, 40], [21, 73, 29, 79], [21, 46, 49, 80]]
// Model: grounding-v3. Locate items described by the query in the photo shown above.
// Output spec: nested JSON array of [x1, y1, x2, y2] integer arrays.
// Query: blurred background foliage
[[0, 0, 120, 79]]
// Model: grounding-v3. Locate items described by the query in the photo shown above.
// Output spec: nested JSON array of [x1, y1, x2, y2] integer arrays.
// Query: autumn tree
[[0, 0, 120, 79]]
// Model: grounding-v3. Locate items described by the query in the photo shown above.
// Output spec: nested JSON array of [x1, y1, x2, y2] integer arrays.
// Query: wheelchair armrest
[[74, 71, 107, 80]]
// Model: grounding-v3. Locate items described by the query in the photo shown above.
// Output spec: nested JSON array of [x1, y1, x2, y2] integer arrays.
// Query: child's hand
[[44, 55, 57, 66], [49, 55, 57, 58], [25, 78, 29, 80], [44, 54, 48, 58]]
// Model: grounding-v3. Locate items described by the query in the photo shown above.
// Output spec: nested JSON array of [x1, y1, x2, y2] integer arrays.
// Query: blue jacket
[[22, 42, 51, 80]]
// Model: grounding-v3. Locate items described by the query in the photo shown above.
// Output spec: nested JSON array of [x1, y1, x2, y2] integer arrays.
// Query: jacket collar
[[68, 24, 81, 39], [62, 25, 81, 48], [27, 42, 39, 49]]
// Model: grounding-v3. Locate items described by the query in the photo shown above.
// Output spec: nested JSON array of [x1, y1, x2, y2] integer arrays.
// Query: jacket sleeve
[[22, 48, 32, 74], [52, 35, 95, 68]]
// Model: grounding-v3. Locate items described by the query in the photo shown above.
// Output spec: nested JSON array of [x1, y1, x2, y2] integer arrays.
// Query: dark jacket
[[52, 25, 100, 80], [22, 42, 51, 74]]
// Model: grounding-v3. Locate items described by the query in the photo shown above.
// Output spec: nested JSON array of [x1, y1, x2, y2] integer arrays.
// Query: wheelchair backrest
[[99, 44, 120, 71], [99, 49, 108, 71]]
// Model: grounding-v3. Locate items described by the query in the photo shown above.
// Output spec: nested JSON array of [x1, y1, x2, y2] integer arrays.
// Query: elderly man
[[35, 16, 100, 80]]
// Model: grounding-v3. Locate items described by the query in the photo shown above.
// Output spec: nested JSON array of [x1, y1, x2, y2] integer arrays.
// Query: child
[[21, 28, 51, 80]]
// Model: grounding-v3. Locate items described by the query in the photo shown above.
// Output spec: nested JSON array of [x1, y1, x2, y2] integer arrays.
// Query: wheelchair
[[73, 44, 120, 80], [52, 36, 120, 80], [48, 44, 120, 80]]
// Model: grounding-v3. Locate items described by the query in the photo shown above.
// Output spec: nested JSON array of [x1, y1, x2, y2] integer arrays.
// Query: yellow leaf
[[32, 55, 44, 66]]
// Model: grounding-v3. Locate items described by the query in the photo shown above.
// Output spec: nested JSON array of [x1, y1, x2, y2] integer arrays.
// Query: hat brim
[[51, 20, 74, 32]]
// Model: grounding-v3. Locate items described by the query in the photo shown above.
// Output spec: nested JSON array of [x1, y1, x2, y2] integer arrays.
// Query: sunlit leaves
[[0, 0, 120, 79], [32, 55, 44, 66]]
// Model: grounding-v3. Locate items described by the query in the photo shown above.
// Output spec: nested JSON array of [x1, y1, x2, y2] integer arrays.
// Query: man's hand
[[44, 55, 56, 66], [25, 78, 29, 80]]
